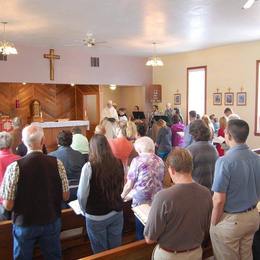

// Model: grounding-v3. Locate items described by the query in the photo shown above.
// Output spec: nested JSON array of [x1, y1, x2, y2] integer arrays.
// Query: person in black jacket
[[77, 134, 124, 254]]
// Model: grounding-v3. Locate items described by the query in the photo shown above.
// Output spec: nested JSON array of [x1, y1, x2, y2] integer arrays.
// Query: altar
[[32, 120, 90, 152]]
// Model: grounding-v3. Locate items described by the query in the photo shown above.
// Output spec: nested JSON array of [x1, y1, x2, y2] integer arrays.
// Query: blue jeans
[[86, 211, 123, 254], [135, 217, 144, 240], [13, 218, 61, 260]]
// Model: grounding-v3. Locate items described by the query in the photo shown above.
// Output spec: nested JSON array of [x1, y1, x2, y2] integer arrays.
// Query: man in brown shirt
[[144, 148, 212, 260], [10, 117, 23, 154]]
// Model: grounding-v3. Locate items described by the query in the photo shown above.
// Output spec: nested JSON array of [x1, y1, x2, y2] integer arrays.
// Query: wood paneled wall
[[0, 83, 99, 125]]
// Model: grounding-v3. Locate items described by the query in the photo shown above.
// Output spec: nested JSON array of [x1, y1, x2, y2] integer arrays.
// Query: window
[[187, 66, 207, 121], [255, 60, 260, 135]]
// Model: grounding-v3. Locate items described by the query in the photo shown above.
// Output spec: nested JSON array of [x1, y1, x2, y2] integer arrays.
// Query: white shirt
[[101, 106, 119, 121]]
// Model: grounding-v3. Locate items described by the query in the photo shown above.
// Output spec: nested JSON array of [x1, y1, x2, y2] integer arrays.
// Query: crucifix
[[43, 49, 60, 80]]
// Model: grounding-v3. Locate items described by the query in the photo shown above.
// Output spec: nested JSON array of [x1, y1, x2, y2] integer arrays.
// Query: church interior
[[1, 1, 260, 259]]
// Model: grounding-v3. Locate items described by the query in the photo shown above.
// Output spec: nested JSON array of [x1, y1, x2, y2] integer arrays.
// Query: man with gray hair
[[164, 103, 174, 126], [0, 125, 69, 259], [101, 100, 119, 121], [0, 132, 21, 220]]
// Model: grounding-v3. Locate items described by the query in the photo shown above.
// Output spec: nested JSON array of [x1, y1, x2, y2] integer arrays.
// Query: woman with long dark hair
[[77, 134, 124, 254]]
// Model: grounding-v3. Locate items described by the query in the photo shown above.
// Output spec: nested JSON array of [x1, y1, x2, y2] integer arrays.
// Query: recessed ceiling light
[[109, 84, 117, 90]]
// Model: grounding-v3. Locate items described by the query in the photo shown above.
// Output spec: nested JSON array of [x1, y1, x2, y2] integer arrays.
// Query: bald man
[[101, 100, 119, 121], [0, 125, 69, 259]]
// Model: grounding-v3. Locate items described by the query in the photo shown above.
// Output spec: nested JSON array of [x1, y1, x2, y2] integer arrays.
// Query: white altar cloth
[[32, 120, 90, 130]]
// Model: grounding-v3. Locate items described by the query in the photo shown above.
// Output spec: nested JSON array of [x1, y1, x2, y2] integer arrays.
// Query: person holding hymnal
[[121, 137, 164, 240]]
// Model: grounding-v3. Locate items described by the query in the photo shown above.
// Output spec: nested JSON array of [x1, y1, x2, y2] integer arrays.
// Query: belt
[[225, 205, 256, 214], [160, 245, 200, 254]]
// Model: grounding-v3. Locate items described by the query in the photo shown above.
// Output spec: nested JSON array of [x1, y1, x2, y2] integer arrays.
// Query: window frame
[[255, 60, 260, 136], [186, 66, 207, 124]]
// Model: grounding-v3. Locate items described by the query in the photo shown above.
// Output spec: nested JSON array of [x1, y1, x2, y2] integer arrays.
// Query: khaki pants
[[210, 208, 260, 260], [152, 244, 202, 260]]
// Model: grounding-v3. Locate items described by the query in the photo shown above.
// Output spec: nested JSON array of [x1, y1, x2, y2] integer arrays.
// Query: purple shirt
[[127, 153, 165, 207], [171, 122, 185, 147]]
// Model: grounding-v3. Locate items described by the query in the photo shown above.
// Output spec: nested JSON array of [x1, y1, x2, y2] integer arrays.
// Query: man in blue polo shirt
[[210, 119, 260, 260]]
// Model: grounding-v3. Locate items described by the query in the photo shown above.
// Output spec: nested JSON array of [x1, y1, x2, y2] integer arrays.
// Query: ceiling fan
[[83, 33, 107, 47], [65, 33, 108, 48], [243, 0, 258, 9]]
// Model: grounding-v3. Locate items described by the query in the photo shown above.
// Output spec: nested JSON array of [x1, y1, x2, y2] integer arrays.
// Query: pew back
[[0, 201, 136, 260], [81, 240, 155, 260], [80, 239, 213, 260], [0, 209, 90, 260], [0, 219, 12, 260]]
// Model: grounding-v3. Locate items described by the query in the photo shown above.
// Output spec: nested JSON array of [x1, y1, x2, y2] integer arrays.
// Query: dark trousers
[[0, 204, 11, 221], [135, 217, 144, 240]]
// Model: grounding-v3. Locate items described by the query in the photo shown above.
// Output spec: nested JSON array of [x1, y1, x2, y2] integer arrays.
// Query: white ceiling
[[1, 0, 260, 56]]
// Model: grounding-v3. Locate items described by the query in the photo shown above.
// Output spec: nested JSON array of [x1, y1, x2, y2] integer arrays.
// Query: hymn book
[[68, 200, 84, 216], [212, 136, 225, 144], [132, 204, 151, 226]]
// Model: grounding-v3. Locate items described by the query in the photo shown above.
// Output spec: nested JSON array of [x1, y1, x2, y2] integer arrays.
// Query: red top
[[109, 137, 133, 165], [216, 128, 225, 156], [0, 149, 21, 203]]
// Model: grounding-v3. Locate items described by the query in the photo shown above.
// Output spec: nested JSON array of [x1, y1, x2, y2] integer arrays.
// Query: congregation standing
[[0, 100, 259, 260]]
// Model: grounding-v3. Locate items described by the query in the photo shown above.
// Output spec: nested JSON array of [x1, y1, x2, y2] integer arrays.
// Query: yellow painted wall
[[100, 85, 121, 111], [100, 85, 146, 118], [153, 40, 260, 149], [119, 86, 146, 116]]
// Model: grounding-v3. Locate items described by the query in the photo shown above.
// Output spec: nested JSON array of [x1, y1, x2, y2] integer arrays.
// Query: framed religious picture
[[224, 92, 234, 106], [174, 94, 181, 105], [149, 84, 162, 103], [213, 93, 222, 105], [237, 92, 247, 106]]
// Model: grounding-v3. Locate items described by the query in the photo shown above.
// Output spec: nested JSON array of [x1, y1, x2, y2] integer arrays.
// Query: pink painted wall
[[0, 45, 152, 86]]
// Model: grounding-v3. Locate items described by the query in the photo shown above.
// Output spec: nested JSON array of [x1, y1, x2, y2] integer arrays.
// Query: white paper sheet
[[68, 200, 84, 216]]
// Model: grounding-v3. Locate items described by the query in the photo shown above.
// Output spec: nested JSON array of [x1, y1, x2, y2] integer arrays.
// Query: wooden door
[[75, 85, 100, 139]]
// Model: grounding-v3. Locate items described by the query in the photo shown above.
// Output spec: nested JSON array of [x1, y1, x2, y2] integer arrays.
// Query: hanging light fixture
[[0, 22, 18, 55], [243, 0, 256, 9], [146, 42, 163, 67]]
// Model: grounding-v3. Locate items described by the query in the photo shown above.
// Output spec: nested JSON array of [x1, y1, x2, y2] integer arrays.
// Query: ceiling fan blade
[[95, 41, 107, 44], [93, 44, 112, 49]]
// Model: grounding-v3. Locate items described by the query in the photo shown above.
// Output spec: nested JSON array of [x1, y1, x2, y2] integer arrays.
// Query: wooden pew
[[0, 219, 12, 260], [80, 239, 213, 260], [80, 240, 155, 260], [0, 201, 136, 260], [0, 209, 90, 260]]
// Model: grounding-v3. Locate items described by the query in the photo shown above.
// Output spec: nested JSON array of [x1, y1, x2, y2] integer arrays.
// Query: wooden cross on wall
[[43, 49, 60, 81]]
